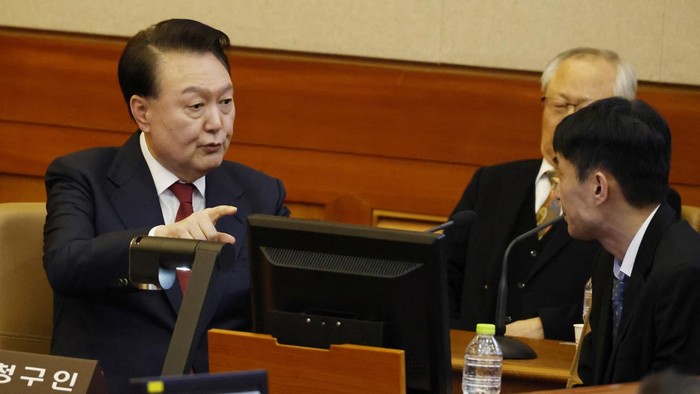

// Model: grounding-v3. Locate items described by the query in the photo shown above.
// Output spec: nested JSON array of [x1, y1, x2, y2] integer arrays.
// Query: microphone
[[493, 215, 565, 359], [424, 210, 477, 233]]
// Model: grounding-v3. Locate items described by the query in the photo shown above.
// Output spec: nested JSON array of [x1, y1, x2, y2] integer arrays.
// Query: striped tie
[[536, 170, 561, 239]]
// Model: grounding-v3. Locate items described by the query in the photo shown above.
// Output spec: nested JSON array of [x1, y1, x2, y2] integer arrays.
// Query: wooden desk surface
[[523, 382, 639, 393], [450, 330, 577, 393]]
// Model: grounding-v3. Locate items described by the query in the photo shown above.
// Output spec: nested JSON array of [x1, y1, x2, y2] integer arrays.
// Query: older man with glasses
[[443, 48, 681, 341]]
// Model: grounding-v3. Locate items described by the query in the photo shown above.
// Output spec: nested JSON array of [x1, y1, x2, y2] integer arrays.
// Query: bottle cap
[[475, 323, 496, 335]]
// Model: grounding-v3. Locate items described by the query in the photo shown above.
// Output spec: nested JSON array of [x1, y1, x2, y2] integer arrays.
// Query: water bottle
[[462, 323, 502, 394], [582, 278, 593, 321]]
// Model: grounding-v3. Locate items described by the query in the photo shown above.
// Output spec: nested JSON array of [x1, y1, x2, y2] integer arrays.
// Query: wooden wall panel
[[0, 175, 45, 203], [0, 122, 129, 177], [0, 31, 132, 132], [230, 52, 543, 165], [1, 27, 699, 229], [636, 85, 700, 186]]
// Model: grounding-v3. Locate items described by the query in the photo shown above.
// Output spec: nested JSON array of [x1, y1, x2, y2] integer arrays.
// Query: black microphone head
[[451, 210, 477, 228]]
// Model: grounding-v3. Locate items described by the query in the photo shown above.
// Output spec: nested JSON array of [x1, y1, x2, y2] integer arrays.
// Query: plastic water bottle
[[462, 323, 502, 394], [582, 278, 593, 321]]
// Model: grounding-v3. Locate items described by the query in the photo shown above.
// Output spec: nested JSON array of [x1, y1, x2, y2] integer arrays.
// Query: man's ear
[[129, 95, 150, 132], [593, 171, 609, 204]]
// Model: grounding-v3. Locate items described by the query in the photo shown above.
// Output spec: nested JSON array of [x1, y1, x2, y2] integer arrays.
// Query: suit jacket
[[578, 203, 700, 385], [445, 159, 603, 340], [43, 132, 289, 393], [444, 159, 682, 340]]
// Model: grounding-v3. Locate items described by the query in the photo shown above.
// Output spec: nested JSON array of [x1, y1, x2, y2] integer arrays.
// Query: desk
[[210, 329, 576, 393], [523, 382, 639, 393], [451, 330, 576, 394]]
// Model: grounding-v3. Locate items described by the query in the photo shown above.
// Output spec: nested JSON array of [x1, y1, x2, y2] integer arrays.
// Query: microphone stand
[[424, 210, 477, 233], [494, 216, 564, 359]]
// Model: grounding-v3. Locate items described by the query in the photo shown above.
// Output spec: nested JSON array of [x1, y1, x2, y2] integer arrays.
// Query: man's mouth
[[201, 143, 223, 153]]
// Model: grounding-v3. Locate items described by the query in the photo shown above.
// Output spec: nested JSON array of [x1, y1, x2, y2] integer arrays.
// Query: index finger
[[206, 205, 238, 222]]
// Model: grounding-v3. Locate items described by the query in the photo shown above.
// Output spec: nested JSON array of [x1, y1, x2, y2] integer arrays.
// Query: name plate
[[0, 349, 106, 393]]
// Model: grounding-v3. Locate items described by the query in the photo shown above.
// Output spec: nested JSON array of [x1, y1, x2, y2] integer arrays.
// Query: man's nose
[[204, 107, 223, 132]]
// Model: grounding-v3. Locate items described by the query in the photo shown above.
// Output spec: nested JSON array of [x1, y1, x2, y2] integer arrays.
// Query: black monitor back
[[247, 214, 452, 394]]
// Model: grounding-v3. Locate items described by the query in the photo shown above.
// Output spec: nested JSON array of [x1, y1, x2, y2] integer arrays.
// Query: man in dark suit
[[445, 48, 642, 341], [553, 97, 700, 384], [43, 19, 289, 393]]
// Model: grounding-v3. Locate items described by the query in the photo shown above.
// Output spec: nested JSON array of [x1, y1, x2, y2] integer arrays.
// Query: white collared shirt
[[614, 204, 661, 280], [535, 159, 556, 213], [139, 132, 206, 225]]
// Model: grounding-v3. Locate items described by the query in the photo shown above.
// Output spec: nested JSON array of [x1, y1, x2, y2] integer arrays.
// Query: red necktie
[[170, 182, 195, 293]]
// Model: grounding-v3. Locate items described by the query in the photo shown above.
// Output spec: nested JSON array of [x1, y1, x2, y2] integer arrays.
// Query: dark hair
[[553, 97, 671, 208], [117, 19, 231, 118]]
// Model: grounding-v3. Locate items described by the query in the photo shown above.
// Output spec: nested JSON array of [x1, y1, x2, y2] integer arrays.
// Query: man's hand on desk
[[505, 317, 544, 339]]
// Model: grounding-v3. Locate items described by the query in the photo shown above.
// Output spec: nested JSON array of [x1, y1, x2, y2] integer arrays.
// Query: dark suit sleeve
[[539, 301, 582, 341], [443, 168, 482, 319], [650, 263, 700, 375], [272, 178, 291, 218], [577, 329, 596, 385], [44, 155, 149, 296]]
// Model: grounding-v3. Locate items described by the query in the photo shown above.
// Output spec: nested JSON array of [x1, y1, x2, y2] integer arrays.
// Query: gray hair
[[540, 47, 637, 100]]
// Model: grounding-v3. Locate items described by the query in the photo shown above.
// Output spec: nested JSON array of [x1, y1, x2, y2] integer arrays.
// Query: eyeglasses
[[541, 96, 593, 116]]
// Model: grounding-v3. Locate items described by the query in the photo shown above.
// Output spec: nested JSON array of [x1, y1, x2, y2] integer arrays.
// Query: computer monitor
[[130, 370, 268, 394], [247, 214, 452, 394]]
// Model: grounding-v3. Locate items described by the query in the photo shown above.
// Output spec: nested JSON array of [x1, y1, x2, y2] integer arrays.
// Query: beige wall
[[1, 0, 699, 86]]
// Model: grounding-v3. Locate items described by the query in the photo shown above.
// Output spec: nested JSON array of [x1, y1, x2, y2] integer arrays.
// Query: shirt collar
[[139, 132, 205, 196], [536, 159, 555, 184], [616, 204, 661, 279]]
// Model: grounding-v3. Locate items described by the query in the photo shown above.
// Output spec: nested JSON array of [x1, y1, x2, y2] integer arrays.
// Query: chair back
[[0, 202, 52, 354], [681, 204, 700, 232]]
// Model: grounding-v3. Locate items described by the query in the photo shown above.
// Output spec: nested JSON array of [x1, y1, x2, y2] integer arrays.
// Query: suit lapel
[[106, 132, 182, 312], [188, 166, 247, 344], [205, 165, 246, 226], [106, 132, 165, 230], [613, 204, 676, 347], [489, 161, 539, 267], [526, 221, 571, 281], [593, 251, 616, 383]]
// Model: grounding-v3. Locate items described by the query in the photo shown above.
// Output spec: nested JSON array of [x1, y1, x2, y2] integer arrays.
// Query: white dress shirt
[[614, 204, 661, 280], [139, 133, 205, 231]]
